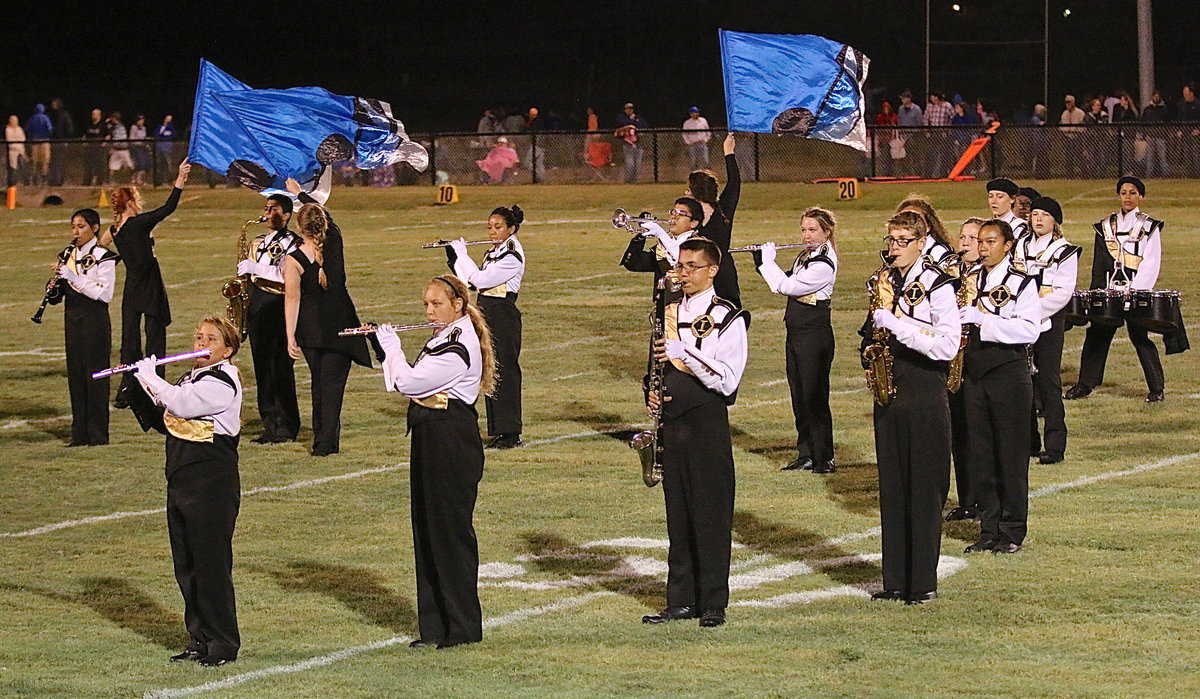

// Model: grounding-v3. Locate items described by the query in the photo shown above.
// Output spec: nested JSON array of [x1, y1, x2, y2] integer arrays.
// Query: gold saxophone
[[863, 264, 897, 406], [222, 217, 265, 340], [947, 265, 977, 393]]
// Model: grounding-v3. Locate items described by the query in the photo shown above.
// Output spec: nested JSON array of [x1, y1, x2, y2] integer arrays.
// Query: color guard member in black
[[945, 217, 985, 522], [959, 219, 1041, 555], [55, 208, 120, 446], [864, 211, 960, 604], [378, 275, 496, 649], [642, 237, 748, 628], [685, 133, 741, 305], [133, 316, 244, 666], [102, 160, 191, 407], [237, 194, 303, 442], [448, 205, 526, 449], [753, 207, 839, 474]]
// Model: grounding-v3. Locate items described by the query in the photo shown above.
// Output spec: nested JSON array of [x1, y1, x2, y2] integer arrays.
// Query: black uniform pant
[[301, 347, 351, 455], [65, 305, 110, 445], [1077, 320, 1164, 393], [248, 306, 300, 440], [964, 360, 1033, 546], [784, 312, 835, 462], [874, 362, 950, 596], [479, 296, 522, 436], [948, 387, 974, 509], [662, 402, 735, 609], [117, 307, 167, 395], [167, 460, 241, 659], [409, 412, 484, 645], [1032, 318, 1067, 457]]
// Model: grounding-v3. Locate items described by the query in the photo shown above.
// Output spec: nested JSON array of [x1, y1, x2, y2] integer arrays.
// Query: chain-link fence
[[5, 125, 1200, 190]]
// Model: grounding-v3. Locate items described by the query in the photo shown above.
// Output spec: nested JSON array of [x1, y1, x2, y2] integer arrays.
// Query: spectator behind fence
[[523, 107, 545, 182], [1111, 93, 1138, 123], [6, 115, 27, 187], [874, 101, 899, 175], [107, 112, 133, 180], [682, 106, 712, 171], [477, 136, 519, 184], [156, 114, 177, 183], [1103, 91, 1122, 118], [25, 104, 53, 185], [1177, 84, 1200, 177], [130, 115, 150, 185], [83, 108, 107, 186], [1085, 98, 1109, 124], [48, 98, 74, 186], [615, 102, 648, 184], [1142, 90, 1169, 177], [501, 110, 524, 133], [477, 109, 497, 134], [924, 92, 953, 177]]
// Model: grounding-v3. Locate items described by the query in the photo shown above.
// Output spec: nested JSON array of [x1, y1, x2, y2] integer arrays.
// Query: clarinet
[[31, 245, 74, 324]]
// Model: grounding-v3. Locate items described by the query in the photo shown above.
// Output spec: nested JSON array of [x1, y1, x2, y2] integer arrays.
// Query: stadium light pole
[[924, 0, 931, 104], [1137, 0, 1155, 109]]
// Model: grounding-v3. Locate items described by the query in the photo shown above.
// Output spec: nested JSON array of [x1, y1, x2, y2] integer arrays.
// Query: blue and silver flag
[[720, 30, 870, 152]]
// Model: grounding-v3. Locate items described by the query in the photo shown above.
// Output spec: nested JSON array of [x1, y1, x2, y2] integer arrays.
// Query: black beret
[[1018, 186, 1041, 199], [986, 178, 1019, 196], [1030, 196, 1062, 224], [1116, 176, 1145, 196]]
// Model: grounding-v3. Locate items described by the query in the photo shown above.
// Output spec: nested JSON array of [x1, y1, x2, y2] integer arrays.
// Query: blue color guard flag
[[719, 30, 870, 152], [188, 59, 428, 199]]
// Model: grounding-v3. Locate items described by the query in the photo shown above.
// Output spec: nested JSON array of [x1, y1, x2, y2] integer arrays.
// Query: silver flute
[[421, 239, 496, 249], [91, 349, 212, 379], [728, 242, 822, 253], [338, 322, 446, 337]]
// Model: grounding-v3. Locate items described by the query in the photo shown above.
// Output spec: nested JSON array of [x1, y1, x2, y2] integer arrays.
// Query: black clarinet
[[31, 245, 74, 324]]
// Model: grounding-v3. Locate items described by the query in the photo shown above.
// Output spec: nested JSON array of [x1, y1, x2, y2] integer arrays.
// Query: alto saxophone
[[629, 275, 672, 487], [222, 217, 265, 340], [947, 267, 976, 393], [863, 264, 897, 406]]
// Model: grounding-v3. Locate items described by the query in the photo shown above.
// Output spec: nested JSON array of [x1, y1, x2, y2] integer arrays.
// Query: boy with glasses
[[620, 196, 703, 303]]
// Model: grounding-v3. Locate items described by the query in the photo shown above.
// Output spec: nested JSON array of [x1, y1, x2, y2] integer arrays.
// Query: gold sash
[[412, 392, 449, 410], [163, 410, 215, 443], [663, 304, 695, 375]]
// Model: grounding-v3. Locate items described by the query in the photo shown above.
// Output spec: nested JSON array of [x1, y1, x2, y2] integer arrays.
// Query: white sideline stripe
[[1030, 452, 1200, 498], [0, 347, 65, 357], [0, 414, 71, 430], [144, 592, 611, 699], [551, 371, 600, 381], [732, 555, 968, 608], [0, 464, 406, 539]]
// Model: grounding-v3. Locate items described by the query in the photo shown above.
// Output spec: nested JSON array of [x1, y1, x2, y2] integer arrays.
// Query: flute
[[728, 242, 822, 253], [91, 349, 212, 379], [338, 322, 446, 337], [421, 239, 495, 249]]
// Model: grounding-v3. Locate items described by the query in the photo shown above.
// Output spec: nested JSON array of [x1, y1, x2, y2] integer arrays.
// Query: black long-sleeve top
[[111, 186, 180, 322], [296, 193, 371, 367], [700, 153, 742, 306]]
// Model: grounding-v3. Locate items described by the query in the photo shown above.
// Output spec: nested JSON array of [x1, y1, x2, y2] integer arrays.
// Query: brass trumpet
[[222, 217, 267, 340], [728, 242, 823, 254], [611, 208, 670, 234], [421, 239, 495, 249], [338, 321, 446, 337]]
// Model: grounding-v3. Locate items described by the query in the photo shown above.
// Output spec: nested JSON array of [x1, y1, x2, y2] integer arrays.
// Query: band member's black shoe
[[699, 608, 726, 627], [1038, 452, 1064, 465], [870, 589, 904, 601], [642, 606, 698, 624], [252, 435, 295, 444], [486, 434, 523, 449], [905, 591, 937, 605], [1146, 390, 1165, 403], [436, 640, 476, 649], [811, 460, 836, 474], [992, 542, 1022, 554], [944, 506, 978, 522], [198, 655, 232, 667], [964, 538, 999, 553], [169, 648, 205, 662], [409, 639, 437, 648], [1063, 384, 1092, 400], [781, 456, 813, 471]]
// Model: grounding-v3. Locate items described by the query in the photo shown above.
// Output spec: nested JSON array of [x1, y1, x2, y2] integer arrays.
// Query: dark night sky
[[4, 0, 1198, 134]]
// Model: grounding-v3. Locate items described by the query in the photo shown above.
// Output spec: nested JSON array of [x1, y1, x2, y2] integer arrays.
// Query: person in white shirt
[[377, 275, 497, 649], [864, 211, 960, 604], [54, 208, 119, 446], [448, 205, 526, 449], [752, 207, 839, 474], [642, 237, 748, 629], [945, 217, 986, 523], [681, 106, 711, 171], [134, 316, 244, 666], [1018, 197, 1081, 464], [985, 177, 1028, 238], [1066, 177, 1172, 402], [959, 219, 1042, 555]]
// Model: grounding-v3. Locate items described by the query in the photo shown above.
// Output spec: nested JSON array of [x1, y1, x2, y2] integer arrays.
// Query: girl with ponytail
[[375, 274, 497, 649]]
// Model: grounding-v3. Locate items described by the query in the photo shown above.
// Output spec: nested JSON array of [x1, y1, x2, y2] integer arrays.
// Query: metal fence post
[[151, 139, 159, 187], [430, 137, 437, 185], [652, 131, 659, 183], [753, 133, 760, 182], [1117, 126, 1124, 176], [532, 133, 539, 184]]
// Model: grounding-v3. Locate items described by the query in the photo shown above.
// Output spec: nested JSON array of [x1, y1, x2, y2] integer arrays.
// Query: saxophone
[[629, 275, 671, 487], [222, 217, 266, 340], [947, 264, 977, 392], [863, 263, 897, 406]]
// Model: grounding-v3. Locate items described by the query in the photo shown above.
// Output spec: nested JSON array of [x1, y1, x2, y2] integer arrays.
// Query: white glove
[[237, 260, 258, 276], [375, 324, 402, 355], [133, 355, 158, 376], [664, 338, 688, 360], [57, 266, 76, 281], [641, 221, 667, 240], [872, 308, 899, 331], [959, 306, 985, 325], [759, 241, 777, 266], [449, 238, 469, 257]]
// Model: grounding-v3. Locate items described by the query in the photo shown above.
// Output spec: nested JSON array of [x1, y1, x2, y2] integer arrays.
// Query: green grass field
[[2, 180, 1199, 697]]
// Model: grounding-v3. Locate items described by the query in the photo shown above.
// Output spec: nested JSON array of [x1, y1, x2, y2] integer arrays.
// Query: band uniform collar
[[682, 285, 716, 310], [436, 315, 472, 338]]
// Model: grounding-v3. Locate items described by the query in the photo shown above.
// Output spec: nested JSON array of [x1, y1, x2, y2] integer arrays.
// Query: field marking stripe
[[0, 464, 406, 538], [1029, 452, 1200, 497], [143, 592, 611, 699]]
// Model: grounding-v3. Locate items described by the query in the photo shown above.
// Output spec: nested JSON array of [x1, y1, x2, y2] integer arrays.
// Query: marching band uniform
[[646, 286, 748, 625], [961, 257, 1041, 553], [60, 238, 119, 446], [921, 234, 961, 274], [451, 236, 524, 443], [620, 227, 692, 305], [947, 255, 978, 519], [699, 153, 743, 306], [1016, 200, 1081, 463], [1069, 207, 1167, 399], [243, 224, 303, 441], [1000, 210, 1029, 239], [379, 316, 485, 647], [136, 359, 243, 664], [756, 242, 838, 472]]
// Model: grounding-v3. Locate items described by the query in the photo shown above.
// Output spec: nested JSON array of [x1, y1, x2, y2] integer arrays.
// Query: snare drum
[[1060, 290, 1090, 328], [1127, 290, 1181, 333], [1086, 289, 1126, 327]]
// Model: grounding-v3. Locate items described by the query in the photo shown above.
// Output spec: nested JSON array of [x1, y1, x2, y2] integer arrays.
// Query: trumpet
[[421, 239, 495, 249], [338, 322, 447, 337], [92, 349, 211, 379], [611, 208, 670, 234], [728, 242, 823, 254]]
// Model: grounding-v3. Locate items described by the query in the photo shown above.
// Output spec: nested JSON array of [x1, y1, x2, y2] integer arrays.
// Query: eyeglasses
[[676, 262, 715, 274], [882, 236, 921, 248], [669, 209, 692, 218]]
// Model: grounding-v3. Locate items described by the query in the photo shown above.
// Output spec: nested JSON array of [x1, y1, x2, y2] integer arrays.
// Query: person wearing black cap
[[985, 178, 1028, 238], [1017, 197, 1081, 464], [1013, 186, 1041, 223], [1065, 177, 1170, 402]]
